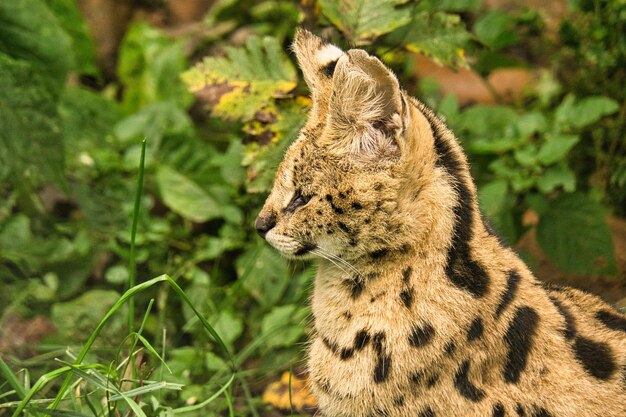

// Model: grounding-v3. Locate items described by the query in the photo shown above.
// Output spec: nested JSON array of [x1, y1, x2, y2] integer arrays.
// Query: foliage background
[[0, 0, 624, 416]]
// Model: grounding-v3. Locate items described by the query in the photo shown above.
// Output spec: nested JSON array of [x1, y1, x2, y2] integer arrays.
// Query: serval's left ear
[[325, 49, 405, 158], [292, 29, 345, 95]]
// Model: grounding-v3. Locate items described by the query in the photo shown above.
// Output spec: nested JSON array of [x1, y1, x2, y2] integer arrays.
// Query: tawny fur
[[257, 29, 626, 417]]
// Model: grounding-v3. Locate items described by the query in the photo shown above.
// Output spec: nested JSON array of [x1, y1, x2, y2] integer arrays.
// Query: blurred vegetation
[[0, 0, 624, 416]]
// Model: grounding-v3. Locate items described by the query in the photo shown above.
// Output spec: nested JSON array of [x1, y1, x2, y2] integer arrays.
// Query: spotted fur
[[256, 29, 626, 416]]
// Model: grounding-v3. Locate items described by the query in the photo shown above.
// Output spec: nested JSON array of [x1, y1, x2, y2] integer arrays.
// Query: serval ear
[[325, 49, 405, 159], [292, 29, 345, 96]]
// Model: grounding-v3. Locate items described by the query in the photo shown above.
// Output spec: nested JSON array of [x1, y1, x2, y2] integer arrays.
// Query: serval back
[[255, 29, 626, 417]]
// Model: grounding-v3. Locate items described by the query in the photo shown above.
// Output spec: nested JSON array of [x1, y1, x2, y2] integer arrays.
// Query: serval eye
[[284, 189, 310, 213]]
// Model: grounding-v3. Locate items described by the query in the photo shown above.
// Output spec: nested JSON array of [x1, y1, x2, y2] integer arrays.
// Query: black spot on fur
[[321, 59, 338, 78], [495, 270, 521, 318], [400, 288, 414, 308], [410, 370, 424, 384], [549, 296, 576, 340], [332, 205, 345, 214], [503, 306, 539, 384], [444, 341, 456, 356], [516, 403, 525, 416], [426, 373, 439, 388], [467, 317, 484, 342], [351, 201, 363, 210], [393, 396, 405, 407], [373, 332, 391, 383], [418, 407, 436, 417], [374, 183, 383, 191], [402, 267, 412, 283], [422, 106, 489, 298], [338, 191, 346, 199], [343, 311, 352, 320], [294, 242, 317, 256], [454, 360, 485, 402], [595, 309, 626, 333], [354, 329, 370, 349], [531, 408, 553, 417], [572, 335, 616, 380], [337, 221, 350, 233], [340, 347, 354, 360], [492, 403, 505, 417], [345, 275, 365, 299], [408, 323, 435, 347], [322, 337, 339, 355], [370, 248, 388, 259]]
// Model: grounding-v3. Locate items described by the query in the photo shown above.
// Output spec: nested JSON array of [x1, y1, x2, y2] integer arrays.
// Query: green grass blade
[[171, 373, 235, 414], [129, 139, 147, 335], [108, 381, 183, 401], [42, 275, 169, 412], [0, 359, 26, 399], [26, 407, 93, 417]]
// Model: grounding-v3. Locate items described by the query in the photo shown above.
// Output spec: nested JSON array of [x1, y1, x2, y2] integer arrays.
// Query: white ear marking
[[318, 45, 343, 67]]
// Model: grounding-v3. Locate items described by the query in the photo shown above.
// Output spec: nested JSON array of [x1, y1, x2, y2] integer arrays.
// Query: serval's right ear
[[292, 29, 345, 97]]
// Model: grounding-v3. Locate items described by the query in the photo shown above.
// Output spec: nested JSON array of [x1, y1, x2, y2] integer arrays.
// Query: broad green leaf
[[478, 180, 508, 218], [156, 165, 221, 223], [537, 193, 617, 275], [457, 105, 518, 138], [513, 144, 538, 167], [478, 180, 519, 242], [474, 10, 518, 49], [59, 87, 123, 171], [536, 134, 579, 165], [386, 11, 472, 67], [421, 0, 482, 11], [236, 242, 289, 308], [0, 0, 73, 86], [555, 94, 619, 129], [114, 102, 193, 149], [47, 0, 98, 76], [0, 55, 64, 185], [515, 112, 547, 139], [183, 36, 296, 121], [319, 0, 412, 45], [118, 22, 191, 111], [205, 351, 229, 372], [261, 305, 307, 349], [536, 164, 576, 193], [51, 290, 126, 341], [210, 310, 243, 347]]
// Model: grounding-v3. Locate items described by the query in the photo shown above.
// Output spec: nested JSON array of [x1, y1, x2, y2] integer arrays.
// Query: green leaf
[[537, 193, 617, 275], [555, 95, 620, 129], [474, 10, 518, 49], [47, 0, 98, 76], [536, 164, 576, 193], [478, 180, 508, 218], [210, 310, 243, 347], [261, 305, 307, 349], [51, 290, 126, 341], [536, 134, 580, 165], [386, 11, 472, 67], [319, 0, 412, 45], [0, 0, 73, 85], [0, 55, 64, 185], [118, 22, 191, 111], [236, 242, 289, 308], [182, 36, 296, 121], [421, 0, 482, 11], [156, 165, 222, 223]]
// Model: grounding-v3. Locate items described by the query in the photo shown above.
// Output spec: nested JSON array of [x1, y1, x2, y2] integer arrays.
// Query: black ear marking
[[321, 59, 338, 78]]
